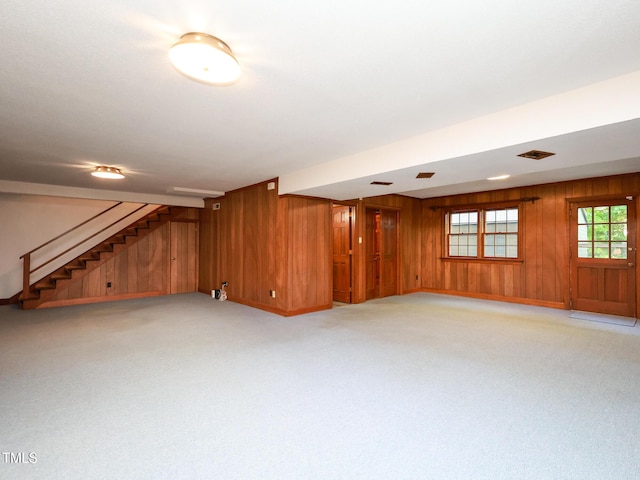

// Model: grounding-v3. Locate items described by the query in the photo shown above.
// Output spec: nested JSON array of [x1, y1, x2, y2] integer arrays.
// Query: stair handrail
[[21, 202, 123, 259], [20, 202, 156, 300]]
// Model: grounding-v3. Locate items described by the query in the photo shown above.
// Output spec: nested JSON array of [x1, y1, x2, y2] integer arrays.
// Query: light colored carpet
[[1, 293, 639, 480]]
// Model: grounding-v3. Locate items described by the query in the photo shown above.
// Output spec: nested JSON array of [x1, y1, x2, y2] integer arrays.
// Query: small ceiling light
[[91, 166, 124, 179], [487, 174, 510, 181], [169, 32, 240, 86]]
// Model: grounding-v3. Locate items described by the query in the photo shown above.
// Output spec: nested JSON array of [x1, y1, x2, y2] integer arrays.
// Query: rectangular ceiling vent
[[370, 181, 393, 186], [517, 149, 555, 160], [416, 172, 435, 179]]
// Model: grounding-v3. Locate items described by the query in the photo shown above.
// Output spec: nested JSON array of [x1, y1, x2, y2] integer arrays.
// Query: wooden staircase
[[20, 205, 184, 309]]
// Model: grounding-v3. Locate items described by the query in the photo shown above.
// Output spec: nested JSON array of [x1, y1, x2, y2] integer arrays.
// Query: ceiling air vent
[[416, 172, 435, 179], [371, 181, 393, 186], [517, 149, 555, 160]]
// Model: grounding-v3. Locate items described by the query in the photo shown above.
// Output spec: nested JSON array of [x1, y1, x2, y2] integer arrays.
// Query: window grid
[[448, 211, 478, 257], [484, 208, 518, 258], [447, 206, 519, 259], [577, 205, 627, 259]]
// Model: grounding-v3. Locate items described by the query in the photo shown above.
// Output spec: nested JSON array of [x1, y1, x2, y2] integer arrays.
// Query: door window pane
[[611, 205, 627, 223], [578, 242, 592, 258], [578, 225, 591, 241], [575, 205, 627, 259], [578, 207, 592, 224], [594, 224, 609, 241], [593, 206, 610, 223], [611, 242, 627, 259], [594, 242, 609, 258], [611, 224, 627, 241]]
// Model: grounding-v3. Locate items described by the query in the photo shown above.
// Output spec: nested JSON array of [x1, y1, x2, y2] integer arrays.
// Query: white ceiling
[[2, 0, 640, 206]]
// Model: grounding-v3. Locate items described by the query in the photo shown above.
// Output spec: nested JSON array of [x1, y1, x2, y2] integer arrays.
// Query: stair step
[[51, 273, 71, 280], [65, 264, 85, 270], [20, 294, 39, 301], [34, 281, 56, 290]]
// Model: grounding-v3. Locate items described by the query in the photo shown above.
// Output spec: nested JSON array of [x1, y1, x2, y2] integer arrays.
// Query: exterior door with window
[[570, 200, 636, 317]]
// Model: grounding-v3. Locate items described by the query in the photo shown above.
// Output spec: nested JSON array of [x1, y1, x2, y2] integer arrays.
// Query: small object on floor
[[213, 281, 228, 301]]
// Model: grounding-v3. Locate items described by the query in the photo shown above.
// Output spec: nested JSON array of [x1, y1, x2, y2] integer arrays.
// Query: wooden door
[[570, 200, 636, 317], [170, 221, 198, 294], [332, 205, 353, 303], [365, 209, 380, 300], [365, 208, 399, 300], [380, 209, 399, 297]]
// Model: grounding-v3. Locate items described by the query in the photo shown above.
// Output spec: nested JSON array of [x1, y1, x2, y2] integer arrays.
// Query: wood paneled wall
[[422, 173, 640, 309], [200, 180, 332, 316], [199, 173, 638, 316], [280, 196, 332, 314]]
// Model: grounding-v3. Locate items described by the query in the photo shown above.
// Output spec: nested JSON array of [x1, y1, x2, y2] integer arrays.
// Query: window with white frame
[[448, 211, 478, 257], [447, 206, 519, 259]]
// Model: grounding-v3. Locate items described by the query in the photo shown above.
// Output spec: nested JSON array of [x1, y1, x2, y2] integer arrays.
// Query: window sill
[[440, 257, 524, 265]]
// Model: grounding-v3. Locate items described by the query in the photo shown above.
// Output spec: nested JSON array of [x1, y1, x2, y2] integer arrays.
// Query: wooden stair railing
[[19, 203, 175, 305]]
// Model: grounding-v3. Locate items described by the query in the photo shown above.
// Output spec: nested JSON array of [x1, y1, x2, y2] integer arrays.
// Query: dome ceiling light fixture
[[168, 32, 241, 86], [91, 166, 125, 179]]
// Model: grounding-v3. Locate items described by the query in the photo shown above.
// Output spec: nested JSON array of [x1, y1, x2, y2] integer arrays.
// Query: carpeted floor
[[1, 293, 639, 479]]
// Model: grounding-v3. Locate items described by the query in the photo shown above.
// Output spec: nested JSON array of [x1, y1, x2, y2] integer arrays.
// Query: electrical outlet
[[270, 290, 276, 298]]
